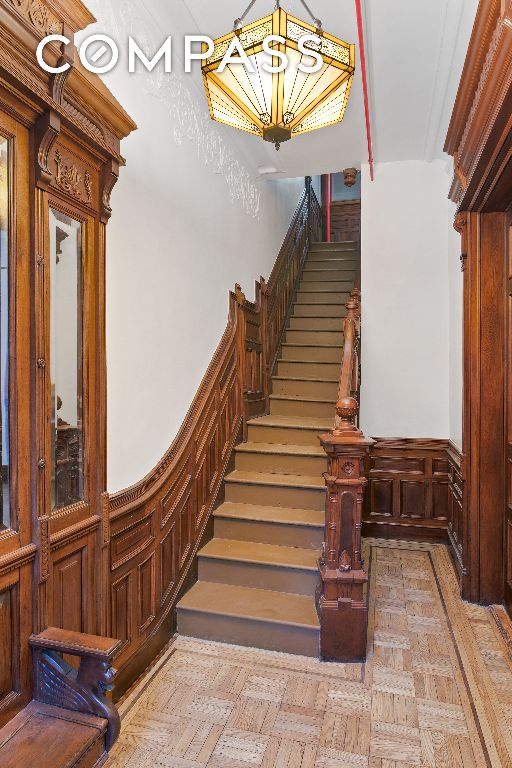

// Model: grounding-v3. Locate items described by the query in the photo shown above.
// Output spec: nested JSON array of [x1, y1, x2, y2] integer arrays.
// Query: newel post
[[317, 298, 373, 662]]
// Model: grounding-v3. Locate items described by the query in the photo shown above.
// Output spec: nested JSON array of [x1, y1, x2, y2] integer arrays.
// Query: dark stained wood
[[447, 442, 465, 582], [0, 702, 108, 768], [330, 200, 361, 243], [30, 627, 121, 659], [0, 0, 135, 757], [363, 438, 451, 543], [446, 0, 512, 611], [318, 286, 372, 662]]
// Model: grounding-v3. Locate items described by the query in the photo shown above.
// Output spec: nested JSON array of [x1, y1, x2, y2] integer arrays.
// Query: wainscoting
[[363, 439, 464, 554], [105, 185, 322, 698]]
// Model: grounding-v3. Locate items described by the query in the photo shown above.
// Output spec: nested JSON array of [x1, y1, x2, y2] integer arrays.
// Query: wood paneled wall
[[107, 311, 242, 692], [447, 443, 464, 582], [445, 0, 512, 611], [106, 184, 322, 696], [363, 439, 463, 548], [330, 200, 361, 243]]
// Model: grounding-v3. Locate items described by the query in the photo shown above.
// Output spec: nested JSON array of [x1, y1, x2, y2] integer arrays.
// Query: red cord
[[355, 0, 374, 180]]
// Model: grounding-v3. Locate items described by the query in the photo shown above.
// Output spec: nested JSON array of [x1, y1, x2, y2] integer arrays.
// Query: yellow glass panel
[[292, 79, 351, 134], [205, 76, 262, 135], [283, 47, 341, 124], [213, 51, 274, 123]]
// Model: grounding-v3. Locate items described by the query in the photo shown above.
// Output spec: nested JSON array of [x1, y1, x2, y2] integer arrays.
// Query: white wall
[[360, 161, 454, 439], [79, 0, 305, 492]]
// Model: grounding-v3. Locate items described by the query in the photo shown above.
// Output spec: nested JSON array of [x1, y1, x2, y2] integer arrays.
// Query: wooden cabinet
[[0, 0, 135, 725]]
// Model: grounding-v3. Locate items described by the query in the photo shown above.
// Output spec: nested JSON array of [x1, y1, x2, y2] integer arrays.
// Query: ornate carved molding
[[39, 516, 49, 582], [7, 0, 63, 37], [0, 543, 37, 577], [54, 148, 82, 198], [49, 515, 100, 551], [100, 158, 118, 223], [35, 110, 60, 188], [447, 2, 512, 207]]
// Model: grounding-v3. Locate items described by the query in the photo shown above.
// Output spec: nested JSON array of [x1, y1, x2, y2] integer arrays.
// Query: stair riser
[[247, 423, 325, 447], [198, 556, 319, 596], [281, 345, 342, 362], [270, 397, 334, 419], [235, 449, 327, 475], [304, 260, 357, 270], [284, 330, 344, 345], [225, 479, 326, 510], [303, 269, 355, 281], [293, 304, 346, 318], [296, 292, 348, 305], [308, 240, 359, 258], [288, 317, 343, 331], [276, 360, 340, 378], [272, 378, 338, 400], [299, 281, 353, 292], [214, 516, 324, 549], [177, 610, 320, 656]]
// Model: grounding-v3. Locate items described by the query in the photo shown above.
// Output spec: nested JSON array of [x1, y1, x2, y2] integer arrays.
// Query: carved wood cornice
[[0, 0, 136, 164], [445, 0, 501, 156], [446, 1, 512, 208]]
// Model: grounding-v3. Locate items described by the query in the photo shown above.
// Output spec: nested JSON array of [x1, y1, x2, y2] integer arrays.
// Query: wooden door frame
[[445, 0, 512, 606]]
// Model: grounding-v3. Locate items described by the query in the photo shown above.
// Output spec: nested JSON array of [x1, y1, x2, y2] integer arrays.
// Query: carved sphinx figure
[[33, 649, 121, 750]]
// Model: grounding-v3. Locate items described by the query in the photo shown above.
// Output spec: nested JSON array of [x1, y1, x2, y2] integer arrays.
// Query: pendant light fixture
[[201, 0, 355, 150]]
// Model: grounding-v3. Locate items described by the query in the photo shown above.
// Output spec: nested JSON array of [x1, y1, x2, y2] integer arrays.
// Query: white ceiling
[[180, 0, 478, 179]]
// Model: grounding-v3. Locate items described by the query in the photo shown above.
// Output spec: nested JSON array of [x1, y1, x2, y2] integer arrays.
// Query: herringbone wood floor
[[107, 540, 512, 767]]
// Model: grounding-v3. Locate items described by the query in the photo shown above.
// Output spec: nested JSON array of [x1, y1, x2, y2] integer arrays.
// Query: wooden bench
[[0, 628, 122, 768]]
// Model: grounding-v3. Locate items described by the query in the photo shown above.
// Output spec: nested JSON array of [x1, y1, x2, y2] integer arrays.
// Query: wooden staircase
[[177, 242, 359, 656]]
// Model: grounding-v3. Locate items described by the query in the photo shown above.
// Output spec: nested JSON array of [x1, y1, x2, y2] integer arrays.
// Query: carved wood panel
[[51, 548, 85, 633], [330, 200, 361, 243], [363, 439, 450, 541], [0, 584, 15, 700]]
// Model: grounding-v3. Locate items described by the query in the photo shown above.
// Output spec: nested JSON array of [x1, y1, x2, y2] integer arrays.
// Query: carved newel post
[[317, 296, 373, 661]]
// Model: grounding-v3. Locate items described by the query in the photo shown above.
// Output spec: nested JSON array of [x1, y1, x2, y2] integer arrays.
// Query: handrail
[[317, 250, 373, 663]]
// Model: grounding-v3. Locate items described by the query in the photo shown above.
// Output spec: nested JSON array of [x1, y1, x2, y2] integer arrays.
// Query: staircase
[[177, 242, 359, 656]]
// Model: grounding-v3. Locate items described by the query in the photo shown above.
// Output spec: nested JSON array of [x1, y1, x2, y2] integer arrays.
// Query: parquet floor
[[107, 539, 512, 768]]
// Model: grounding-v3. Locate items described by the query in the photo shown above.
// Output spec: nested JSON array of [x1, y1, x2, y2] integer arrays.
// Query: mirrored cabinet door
[[48, 209, 84, 511], [0, 134, 9, 531]]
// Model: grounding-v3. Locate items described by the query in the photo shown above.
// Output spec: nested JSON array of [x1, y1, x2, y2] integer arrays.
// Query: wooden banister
[[317, 265, 373, 662]]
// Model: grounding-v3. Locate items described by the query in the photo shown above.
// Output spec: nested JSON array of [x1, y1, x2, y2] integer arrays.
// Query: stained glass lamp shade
[[202, 8, 355, 149]]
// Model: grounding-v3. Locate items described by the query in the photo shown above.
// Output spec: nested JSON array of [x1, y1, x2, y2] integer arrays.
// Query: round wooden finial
[[335, 396, 358, 431]]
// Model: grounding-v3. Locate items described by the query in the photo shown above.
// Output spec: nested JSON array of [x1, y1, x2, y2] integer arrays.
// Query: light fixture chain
[[235, 0, 321, 29], [298, 0, 322, 29], [234, 0, 258, 29]]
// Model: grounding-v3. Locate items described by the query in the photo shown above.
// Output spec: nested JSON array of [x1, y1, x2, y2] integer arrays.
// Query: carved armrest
[[29, 628, 123, 750]]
